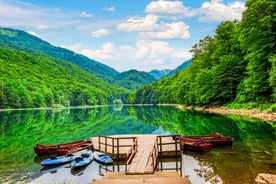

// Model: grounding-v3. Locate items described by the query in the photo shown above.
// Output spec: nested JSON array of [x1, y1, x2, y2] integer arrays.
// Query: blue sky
[[0, 0, 246, 72]]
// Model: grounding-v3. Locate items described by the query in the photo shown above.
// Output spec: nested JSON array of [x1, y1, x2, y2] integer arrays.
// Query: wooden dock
[[91, 134, 190, 183], [126, 135, 157, 174], [93, 171, 191, 184], [92, 134, 182, 174]]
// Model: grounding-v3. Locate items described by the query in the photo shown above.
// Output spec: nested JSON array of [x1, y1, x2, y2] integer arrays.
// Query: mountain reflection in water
[[0, 106, 275, 184]]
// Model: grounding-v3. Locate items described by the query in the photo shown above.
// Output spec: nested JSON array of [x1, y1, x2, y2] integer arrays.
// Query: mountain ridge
[[0, 27, 119, 82], [0, 38, 129, 108]]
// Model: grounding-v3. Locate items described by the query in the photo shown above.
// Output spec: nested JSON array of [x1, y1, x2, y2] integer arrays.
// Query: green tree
[[237, 0, 276, 103]]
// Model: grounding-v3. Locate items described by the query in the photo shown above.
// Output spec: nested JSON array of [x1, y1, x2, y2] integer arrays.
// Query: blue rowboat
[[40, 154, 74, 166], [71, 150, 94, 169], [94, 151, 113, 165]]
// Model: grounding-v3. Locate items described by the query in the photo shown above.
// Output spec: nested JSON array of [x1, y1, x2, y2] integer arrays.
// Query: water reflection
[[0, 106, 275, 184]]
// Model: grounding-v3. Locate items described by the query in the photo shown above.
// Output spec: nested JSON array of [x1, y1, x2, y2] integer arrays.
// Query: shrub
[[270, 104, 276, 112]]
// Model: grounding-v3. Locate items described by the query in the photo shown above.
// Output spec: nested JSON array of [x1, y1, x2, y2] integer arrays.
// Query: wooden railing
[[98, 135, 137, 160], [126, 138, 138, 165], [157, 134, 181, 158], [150, 138, 158, 172], [157, 157, 183, 176]]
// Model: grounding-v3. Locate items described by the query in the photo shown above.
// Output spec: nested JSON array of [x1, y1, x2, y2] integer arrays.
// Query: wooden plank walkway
[[126, 135, 157, 174], [91, 134, 182, 175], [92, 172, 191, 184]]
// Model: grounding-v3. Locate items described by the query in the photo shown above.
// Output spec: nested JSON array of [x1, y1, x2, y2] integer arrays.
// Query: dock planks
[[126, 135, 157, 174], [92, 134, 182, 175], [92, 172, 191, 184]]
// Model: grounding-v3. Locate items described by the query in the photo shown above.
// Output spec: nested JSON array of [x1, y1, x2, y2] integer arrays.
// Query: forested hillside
[[149, 69, 171, 80], [0, 40, 129, 108], [112, 70, 156, 90], [0, 28, 119, 82], [166, 60, 192, 77], [128, 0, 276, 109]]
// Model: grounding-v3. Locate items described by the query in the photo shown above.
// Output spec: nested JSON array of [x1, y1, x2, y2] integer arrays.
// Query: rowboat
[[181, 138, 213, 151], [40, 154, 75, 166], [94, 151, 113, 165], [181, 133, 233, 146], [34, 139, 90, 155], [56, 140, 93, 156], [71, 150, 94, 169]]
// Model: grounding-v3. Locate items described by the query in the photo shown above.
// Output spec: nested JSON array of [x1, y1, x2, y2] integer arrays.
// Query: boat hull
[[71, 150, 94, 169], [40, 155, 74, 166], [34, 139, 89, 155], [94, 151, 113, 165], [182, 133, 233, 146], [57, 141, 93, 156], [181, 138, 213, 152]]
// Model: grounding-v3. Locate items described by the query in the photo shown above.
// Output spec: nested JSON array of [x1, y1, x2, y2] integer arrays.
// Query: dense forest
[[0, 40, 129, 108], [112, 70, 156, 90], [0, 29, 165, 108], [1, 0, 275, 110], [0, 28, 118, 82], [128, 0, 276, 110]]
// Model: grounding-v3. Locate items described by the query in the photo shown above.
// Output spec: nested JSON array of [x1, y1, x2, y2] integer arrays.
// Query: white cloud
[[135, 40, 173, 59], [117, 14, 159, 32], [80, 40, 191, 72], [118, 14, 190, 39], [133, 40, 192, 71], [61, 43, 82, 52], [140, 22, 190, 39], [145, 0, 196, 19], [81, 42, 114, 61], [103, 7, 116, 12], [91, 29, 110, 37], [37, 24, 48, 30], [198, 0, 246, 22], [27, 31, 40, 38], [0, 0, 80, 30], [119, 45, 135, 51], [80, 11, 93, 18]]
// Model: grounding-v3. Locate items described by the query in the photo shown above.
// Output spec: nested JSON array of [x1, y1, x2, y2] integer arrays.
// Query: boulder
[[255, 173, 276, 184]]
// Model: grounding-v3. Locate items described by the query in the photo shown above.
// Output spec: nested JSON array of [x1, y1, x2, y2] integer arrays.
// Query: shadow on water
[[0, 105, 275, 183]]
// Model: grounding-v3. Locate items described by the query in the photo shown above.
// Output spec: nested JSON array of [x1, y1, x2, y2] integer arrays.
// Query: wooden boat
[[40, 154, 75, 166], [71, 150, 94, 169], [56, 140, 93, 156], [181, 138, 213, 151], [181, 133, 233, 146], [94, 151, 113, 165], [34, 139, 89, 155]]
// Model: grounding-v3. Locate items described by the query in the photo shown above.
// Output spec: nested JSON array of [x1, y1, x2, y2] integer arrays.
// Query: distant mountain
[[166, 60, 192, 77], [0, 27, 118, 81], [0, 39, 129, 108], [149, 69, 171, 80], [112, 70, 156, 90]]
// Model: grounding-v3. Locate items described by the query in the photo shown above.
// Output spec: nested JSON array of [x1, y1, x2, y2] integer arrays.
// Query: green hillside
[[0, 40, 129, 109], [128, 0, 276, 109], [166, 60, 192, 77], [149, 69, 171, 80], [112, 70, 156, 90], [0, 28, 118, 82]]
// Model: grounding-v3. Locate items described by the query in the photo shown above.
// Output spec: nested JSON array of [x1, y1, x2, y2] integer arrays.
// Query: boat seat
[[81, 153, 90, 158]]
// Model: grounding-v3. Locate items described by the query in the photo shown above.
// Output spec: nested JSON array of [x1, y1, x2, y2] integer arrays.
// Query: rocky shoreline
[[1, 104, 275, 123], [176, 105, 276, 123]]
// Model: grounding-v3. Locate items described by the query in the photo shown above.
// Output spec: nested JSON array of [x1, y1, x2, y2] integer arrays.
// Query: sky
[[0, 0, 246, 72]]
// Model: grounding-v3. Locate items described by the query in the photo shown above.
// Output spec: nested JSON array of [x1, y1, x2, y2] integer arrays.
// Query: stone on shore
[[255, 173, 276, 184]]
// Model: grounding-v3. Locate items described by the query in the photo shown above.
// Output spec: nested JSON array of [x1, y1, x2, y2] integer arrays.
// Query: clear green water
[[0, 106, 275, 184]]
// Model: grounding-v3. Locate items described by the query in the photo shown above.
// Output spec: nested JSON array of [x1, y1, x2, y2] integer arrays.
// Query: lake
[[0, 105, 275, 184]]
